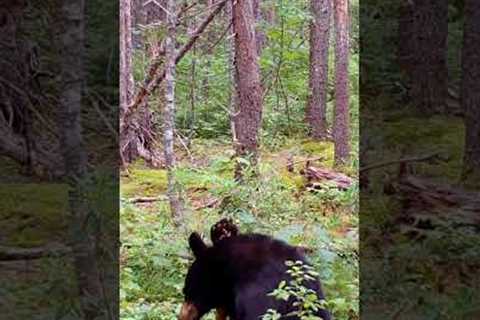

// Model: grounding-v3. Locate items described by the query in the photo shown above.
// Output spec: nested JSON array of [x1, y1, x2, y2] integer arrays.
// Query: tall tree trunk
[[306, 0, 331, 139], [333, 0, 350, 166], [120, 0, 135, 166], [252, 0, 265, 55], [397, 1, 415, 77], [232, 0, 263, 179], [164, 0, 183, 225], [226, 0, 238, 143], [461, 0, 480, 187], [59, 1, 106, 319], [187, 17, 197, 145], [202, 0, 215, 101], [410, 0, 448, 115]]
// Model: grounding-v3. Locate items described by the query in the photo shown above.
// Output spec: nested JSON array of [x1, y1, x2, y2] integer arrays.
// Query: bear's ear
[[189, 232, 207, 258]]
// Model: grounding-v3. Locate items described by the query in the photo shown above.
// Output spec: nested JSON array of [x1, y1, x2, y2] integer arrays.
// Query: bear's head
[[179, 232, 226, 320]]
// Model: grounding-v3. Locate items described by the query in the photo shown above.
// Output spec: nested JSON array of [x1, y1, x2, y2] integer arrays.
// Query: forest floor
[[120, 138, 359, 320], [361, 112, 480, 320]]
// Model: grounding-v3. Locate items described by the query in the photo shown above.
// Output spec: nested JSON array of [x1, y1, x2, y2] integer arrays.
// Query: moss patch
[[121, 169, 168, 198], [300, 140, 335, 167], [384, 115, 464, 182], [0, 183, 68, 247]]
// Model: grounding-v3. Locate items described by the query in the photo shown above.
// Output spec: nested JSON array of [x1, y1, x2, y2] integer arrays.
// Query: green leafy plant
[[262, 260, 327, 320]]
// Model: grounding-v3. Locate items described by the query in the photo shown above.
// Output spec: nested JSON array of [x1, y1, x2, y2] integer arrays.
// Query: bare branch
[[360, 152, 443, 173], [121, 0, 228, 131]]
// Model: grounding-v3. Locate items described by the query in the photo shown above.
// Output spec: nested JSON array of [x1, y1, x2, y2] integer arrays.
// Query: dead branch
[[194, 197, 221, 210], [121, 0, 228, 130], [87, 92, 118, 141], [128, 196, 168, 203], [0, 243, 71, 261], [360, 152, 442, 173]]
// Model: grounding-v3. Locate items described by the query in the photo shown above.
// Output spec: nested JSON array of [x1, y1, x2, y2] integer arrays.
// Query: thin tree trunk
[[59, 1, 105, 319], [333, 0, 350, 166], [226, 0, 238, 143], [410, 0, 448, 115], [164, 0, 183, 225], [252, 0, 265, 56], [188, 19, 197, 145], [202, 0, 216, 101], [306, 0, 331, 139], [120, 0, 135, 166], [461, 0, 480, 187], [232, 0, 263, 179]]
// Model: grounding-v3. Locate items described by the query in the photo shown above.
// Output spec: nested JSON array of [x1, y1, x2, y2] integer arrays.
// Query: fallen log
[[300, 165, 354, 190], [394, 176, 480, 238]]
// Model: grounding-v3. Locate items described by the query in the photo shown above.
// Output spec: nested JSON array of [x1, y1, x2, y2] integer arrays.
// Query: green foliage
[[262, 261, 326, 320], [121, 140, 358, 320]]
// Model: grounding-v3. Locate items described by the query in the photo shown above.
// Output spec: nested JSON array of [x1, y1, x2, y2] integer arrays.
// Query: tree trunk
[[333, 0, 350, 166], [58, 1, 106, 319], [232, 0, 263, 179], [164, 0, 183, 225], [120, 0, 135, 166], [252, 0, 266, 55], [410, 0, 448, 115], [306, 0, 331, 139], [397, 1, 415, 76], [461, 0, 480, 187], [226, 0, 238, 143]]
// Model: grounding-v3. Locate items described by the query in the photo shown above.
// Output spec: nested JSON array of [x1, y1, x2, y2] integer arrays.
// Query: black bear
[[179, 231, 331, 320]]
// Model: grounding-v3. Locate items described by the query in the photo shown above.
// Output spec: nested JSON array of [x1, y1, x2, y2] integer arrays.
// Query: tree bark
[[120, 0, 135, 166], [333, 0, 350, 166], [226, 0, 238, 143], [306, 0, 331, 139], [409, 0, 448, 115], [164, 0, 183, 225], [461, 0, 480, 187], [232, 0, 263, 179], [59, 1, 106, 319], [397, 1, 415, 76]]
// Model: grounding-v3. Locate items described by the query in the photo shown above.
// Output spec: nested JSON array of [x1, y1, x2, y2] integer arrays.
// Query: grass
[[0, 183, 68, 247]]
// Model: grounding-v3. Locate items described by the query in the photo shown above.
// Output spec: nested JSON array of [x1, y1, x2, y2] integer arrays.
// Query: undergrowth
[[120, 140, 359, 320]]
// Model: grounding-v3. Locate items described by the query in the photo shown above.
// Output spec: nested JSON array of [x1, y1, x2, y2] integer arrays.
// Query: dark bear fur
[[180, 232, 331, 320]]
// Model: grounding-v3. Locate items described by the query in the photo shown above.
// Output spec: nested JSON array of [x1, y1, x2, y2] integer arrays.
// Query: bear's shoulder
[[209, 233, 304, 265]]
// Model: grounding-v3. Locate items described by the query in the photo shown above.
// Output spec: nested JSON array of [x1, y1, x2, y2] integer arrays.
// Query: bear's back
[[211, 234, 309, 283]]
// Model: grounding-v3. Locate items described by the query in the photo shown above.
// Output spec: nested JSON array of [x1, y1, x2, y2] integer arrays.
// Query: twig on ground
[[360, 152, 443, 173], [127, 196, 168, 203]]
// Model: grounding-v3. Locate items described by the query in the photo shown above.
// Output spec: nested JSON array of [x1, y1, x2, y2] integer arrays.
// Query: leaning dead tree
[[120, 0, 229, 164]]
